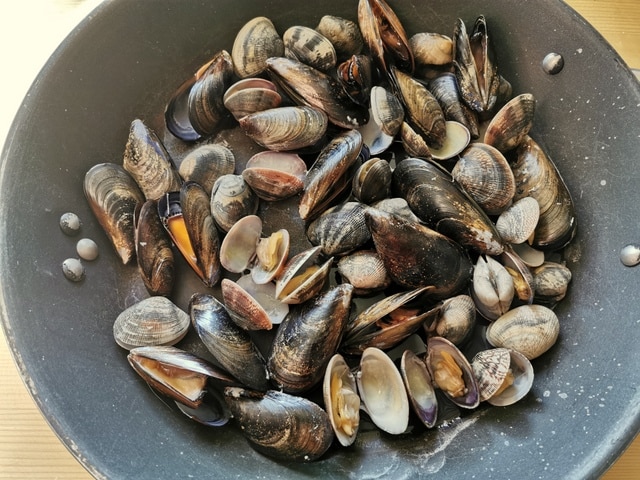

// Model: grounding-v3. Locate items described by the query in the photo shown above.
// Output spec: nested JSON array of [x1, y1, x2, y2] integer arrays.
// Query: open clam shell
[[400, 350, 438, 428], [323, 353, 360, 447], [221, 276, 289, 331], [472, 348, 534, 406]]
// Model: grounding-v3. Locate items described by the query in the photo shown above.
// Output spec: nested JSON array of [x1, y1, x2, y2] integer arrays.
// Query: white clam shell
[[323, 354, 360, 446], [472, 255, 514, 321]]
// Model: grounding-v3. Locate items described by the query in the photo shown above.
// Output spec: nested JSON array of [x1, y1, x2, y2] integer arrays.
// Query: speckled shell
[[178, 144, 235, 195], [113, 296, 190, 350], [122, 119, 181, 201], [532, 261, 572, 306], [472, 348, 534, 406], [84, 162, 144, 265], [485, 304, 560, 360], [484, 93, 536, 152], [210, 174, 259, 232], [399, 122, 433, 159], [232, 17, 284, 78], [452, 143, 516, 215]]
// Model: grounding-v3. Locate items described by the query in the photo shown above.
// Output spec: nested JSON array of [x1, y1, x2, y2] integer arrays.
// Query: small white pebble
[[59, 212, 82, 236], [62, 258, 85, 282], [76, 238, 99, 261], [620, 244, 640, 267]]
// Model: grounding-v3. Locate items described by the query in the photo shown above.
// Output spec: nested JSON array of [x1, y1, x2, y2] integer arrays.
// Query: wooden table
[[1, 1, 639, 478]]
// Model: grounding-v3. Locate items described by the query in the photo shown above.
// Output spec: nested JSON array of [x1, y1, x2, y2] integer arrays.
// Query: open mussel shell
[[113, 296, 190, 350], [275, 246, 333, 304], [315, 15, 364, 61], [426, 336, 479, 409], [322, 353, 360, 447], [223, 78, 282, 121], [224, 387, 334, 462], [306, 201, 371, 257], [400, 350, 437, 428], [268, 284, 353, 394], [189, 293, 270, 391], [337, 54, 373, 108], [134, 199, 175, 297], [127, 345, 236, 410], [356, 347, 409, 435], [84, 162, 144, 265], [177, 144, 235, 195], [284, 25, 337, 72], [241, 151, 306, 202], [471, 255, 515, 321], [428, 73, 479, 140], [210, 174, 259, 233], [472, 348, 534, 407], [336, 249, 391, 296], [174, 387, 232, 427], [221, 276, 289, 331], [485, 304, 560, 360], [232, 17, 284, 79], [122, 119, 182, 201]]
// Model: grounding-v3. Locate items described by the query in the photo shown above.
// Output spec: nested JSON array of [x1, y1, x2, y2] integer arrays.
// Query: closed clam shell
[[223, 78, 282, 121], [122, 119, 181, 201], [430, 294, 476, 346], [242, 151, 306, 201], [210, 174, 259, 232], [323, 353, 360, 446], [356, 347, 409, 435], [189, 293, 270, 391], [307, 201, 371, 257], [284, 25, 337, 71], [472, 255, 514, 321], [410, 32, 453, 67], [471, 348, 534, 406], [275, 246, 333, 305], [223, 387, 334, 462], [178, 144, 235, 195], [452, 143, 515, 215], [484, 93, 536, 152], [239, 105, 328, 152], [532, 261, 572, 306], [485, 304, 560, 360], [352, 158, 392, 204], [337, 249, 391, 295], [496, 196, 540, 245], [400, 350, 437, 428], [315, 15, 364, 61], [232, 17, 284, 78], [84, 163, 144, 265], [113, 296, 190, 350]]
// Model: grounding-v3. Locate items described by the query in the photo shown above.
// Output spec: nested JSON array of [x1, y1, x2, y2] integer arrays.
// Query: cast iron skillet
[[1, 0, 639, 478]]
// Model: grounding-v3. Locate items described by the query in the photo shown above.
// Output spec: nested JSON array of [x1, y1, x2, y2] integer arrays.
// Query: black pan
[[1, 0, 639, 478]]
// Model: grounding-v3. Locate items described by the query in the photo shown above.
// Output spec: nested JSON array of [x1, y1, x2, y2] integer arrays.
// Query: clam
[[266, 56, 369, 129], [337, 54, 373, 107], [391, 68, 447, 149], [275, 246, 334, 304], [177, 144, 235, 195], [134, 199, 174, 296], [357, 0, 414, 74], [501, 244, 536, 303], [471, 347, 534, 406], [336, 249, 391, 295], [356, 347, 410, 434], [453, 15, 500, 114], [428, 294, 476, 346], [232, 17, 284, 78], [365, 207, 473, 296], [284, 25, 337, 72], [113, 296, 190, 350], [452, 143, 516, 215], [299, 129, 364, 221], [315, 15, 364, 61], [342, 286, 437, 355], [84, 162, 144, 264], [323, 353, 360, 446], [410, 32, 453, 69], [219, 215, 290, 284], [224, 387, 334, 462], [484, 93, 536, 152], [122, 119, 181, 201], [400, 350, 438, 428], [471, 255, 515, 321], [180, 181, 223, 287], [532, 261, 572, 306], [241, 151, 307, 201], [426, 336, 479, 409], [221, 276, 289, 330], [306, 201, 372, 257], [352, 157, 393, 204], [495, 196, 540, 245], [223, 78, 282, 121], [210, 174, 259, 232], [238, 105, 328, 152], [485, 304, 560, 360], [268, 284, 354, 394], [428, 72, 479, 139], [127, 345, 236, 409], [189, 293, 270, 391], [429, 121, 471, 161], [358, 86, 404, 155], [392, 157, 504, 255], [511, 136, 577, 251]]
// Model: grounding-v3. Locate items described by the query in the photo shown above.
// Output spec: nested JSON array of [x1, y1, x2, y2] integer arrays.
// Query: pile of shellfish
[[84, 0, 576, 463]]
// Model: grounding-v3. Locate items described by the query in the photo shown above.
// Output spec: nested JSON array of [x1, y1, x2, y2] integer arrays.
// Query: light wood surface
[[1, 1, 639, 478]]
